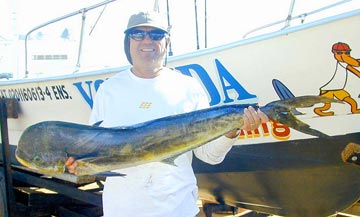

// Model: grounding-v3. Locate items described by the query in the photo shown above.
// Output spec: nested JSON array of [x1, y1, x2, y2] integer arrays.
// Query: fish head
[[15, 148, 67, 174]]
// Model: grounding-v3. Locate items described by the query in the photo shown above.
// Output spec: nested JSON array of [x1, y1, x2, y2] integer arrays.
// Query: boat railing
[[23, 0, 117, 78], [242, 0, 352, 38]]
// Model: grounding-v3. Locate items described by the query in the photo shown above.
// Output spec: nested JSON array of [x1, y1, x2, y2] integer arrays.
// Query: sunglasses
[[128, 29, 167, 41], [336, 51, 351, 55]]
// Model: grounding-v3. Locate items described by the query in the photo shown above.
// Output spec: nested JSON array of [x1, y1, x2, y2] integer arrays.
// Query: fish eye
[[33, 156, 43, 163]]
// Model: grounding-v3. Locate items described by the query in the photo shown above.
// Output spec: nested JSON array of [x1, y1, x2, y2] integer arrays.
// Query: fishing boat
[[0, 0, 359, 216]]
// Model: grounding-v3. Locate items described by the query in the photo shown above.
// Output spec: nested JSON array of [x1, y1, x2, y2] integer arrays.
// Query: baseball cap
[[124, 11, 170, 33], [332, 42, 351, 52]]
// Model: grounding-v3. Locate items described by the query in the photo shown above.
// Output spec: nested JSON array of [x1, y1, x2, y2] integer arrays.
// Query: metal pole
[[194, 0, 200, 50], [75, 9, 86, 72], [284, 0, 296, 29], [204, 0, 207, 48], [166, 0, 173, 56], [0, 99, 15, 217]]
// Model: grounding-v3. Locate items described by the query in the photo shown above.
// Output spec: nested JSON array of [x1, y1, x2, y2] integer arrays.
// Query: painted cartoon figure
[[314, 42, 360, 116]]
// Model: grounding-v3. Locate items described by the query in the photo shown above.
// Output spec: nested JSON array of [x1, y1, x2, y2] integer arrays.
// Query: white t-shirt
[[90, 68, 235, 217]]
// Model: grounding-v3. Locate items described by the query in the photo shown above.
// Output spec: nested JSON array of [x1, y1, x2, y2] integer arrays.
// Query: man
[[66, 11, 268, 217]]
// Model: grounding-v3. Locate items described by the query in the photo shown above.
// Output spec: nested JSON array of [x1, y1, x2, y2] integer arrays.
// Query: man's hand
[[225, 106, 269, 138], [65, 157, 78, 175]]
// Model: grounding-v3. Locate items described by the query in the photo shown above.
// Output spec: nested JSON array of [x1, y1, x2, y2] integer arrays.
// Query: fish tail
[[263, 96, 342, 138], [276, 95, 342, 109]]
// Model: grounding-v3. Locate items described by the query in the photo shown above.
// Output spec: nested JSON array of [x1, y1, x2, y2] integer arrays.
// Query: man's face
[[128, 26, 169, 66]]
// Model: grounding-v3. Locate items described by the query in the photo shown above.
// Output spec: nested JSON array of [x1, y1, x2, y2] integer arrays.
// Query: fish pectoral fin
[[77, 156, 108, 164]]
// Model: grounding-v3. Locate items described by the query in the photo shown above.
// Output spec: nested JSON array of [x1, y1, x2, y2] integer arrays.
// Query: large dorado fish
[[15, 96, 340, 176]]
